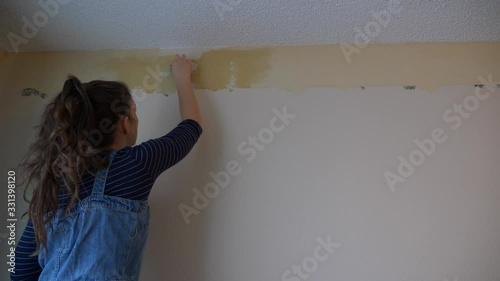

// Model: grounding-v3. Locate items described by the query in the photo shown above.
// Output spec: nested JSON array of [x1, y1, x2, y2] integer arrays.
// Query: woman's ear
[[114, 116, 126, 134], [122, 115, 131, 134]]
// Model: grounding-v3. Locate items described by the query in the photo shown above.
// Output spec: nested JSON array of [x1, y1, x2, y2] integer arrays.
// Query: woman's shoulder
[[111, 147, 136, 163]]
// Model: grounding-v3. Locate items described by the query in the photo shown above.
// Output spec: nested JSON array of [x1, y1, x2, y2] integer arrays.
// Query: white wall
[[2, 85, 499, 281], [138, 85, 500, 281]]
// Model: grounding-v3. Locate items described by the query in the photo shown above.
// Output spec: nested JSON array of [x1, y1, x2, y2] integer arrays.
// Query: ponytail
[[62, 76, 95, 127]]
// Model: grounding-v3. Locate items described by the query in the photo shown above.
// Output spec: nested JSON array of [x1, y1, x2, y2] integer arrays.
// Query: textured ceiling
[[1, 0, 499, 52]]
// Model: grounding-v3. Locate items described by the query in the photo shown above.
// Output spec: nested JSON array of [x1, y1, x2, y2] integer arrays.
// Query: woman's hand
[[171, 54, 192, 86], [170, 54, 201, 123]]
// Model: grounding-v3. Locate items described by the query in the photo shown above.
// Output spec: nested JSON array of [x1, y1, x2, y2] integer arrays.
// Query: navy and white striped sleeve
[[11, 220, 41, 281], [131, 119, 202, 181]]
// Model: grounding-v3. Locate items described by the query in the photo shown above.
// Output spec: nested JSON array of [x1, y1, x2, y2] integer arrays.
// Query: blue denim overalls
[[38, 150, 151, 281]]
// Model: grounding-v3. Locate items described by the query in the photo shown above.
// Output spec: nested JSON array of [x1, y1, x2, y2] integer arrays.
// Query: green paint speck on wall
[[21, 88, 47, 99]]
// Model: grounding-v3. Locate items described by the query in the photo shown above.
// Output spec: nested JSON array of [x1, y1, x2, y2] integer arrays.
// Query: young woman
[[11, 54, 202, 281]]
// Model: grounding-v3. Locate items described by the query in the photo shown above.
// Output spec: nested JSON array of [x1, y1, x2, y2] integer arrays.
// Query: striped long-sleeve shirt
[[11, 119, 202, 281]]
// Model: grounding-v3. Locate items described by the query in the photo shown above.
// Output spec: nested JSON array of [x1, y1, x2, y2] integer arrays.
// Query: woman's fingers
[[174, 54, 189, 64], [171, 54, 193, 84]]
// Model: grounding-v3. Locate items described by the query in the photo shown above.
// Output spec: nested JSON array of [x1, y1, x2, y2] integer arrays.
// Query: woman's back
[[38, 150, 150, 281], [13, 121, 202, 280], [12, 55, 201, 281]]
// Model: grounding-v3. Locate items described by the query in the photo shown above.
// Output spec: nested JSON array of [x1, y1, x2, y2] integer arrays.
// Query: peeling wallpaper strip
[[0, 42, 499, 97]]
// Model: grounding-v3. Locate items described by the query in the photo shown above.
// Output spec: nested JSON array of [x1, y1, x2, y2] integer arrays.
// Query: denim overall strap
[[38, 149, 150, 281], [91, 150, 117, 196]]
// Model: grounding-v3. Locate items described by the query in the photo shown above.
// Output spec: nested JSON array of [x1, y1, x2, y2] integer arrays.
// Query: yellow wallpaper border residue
[[1, 42, 499, 96]]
